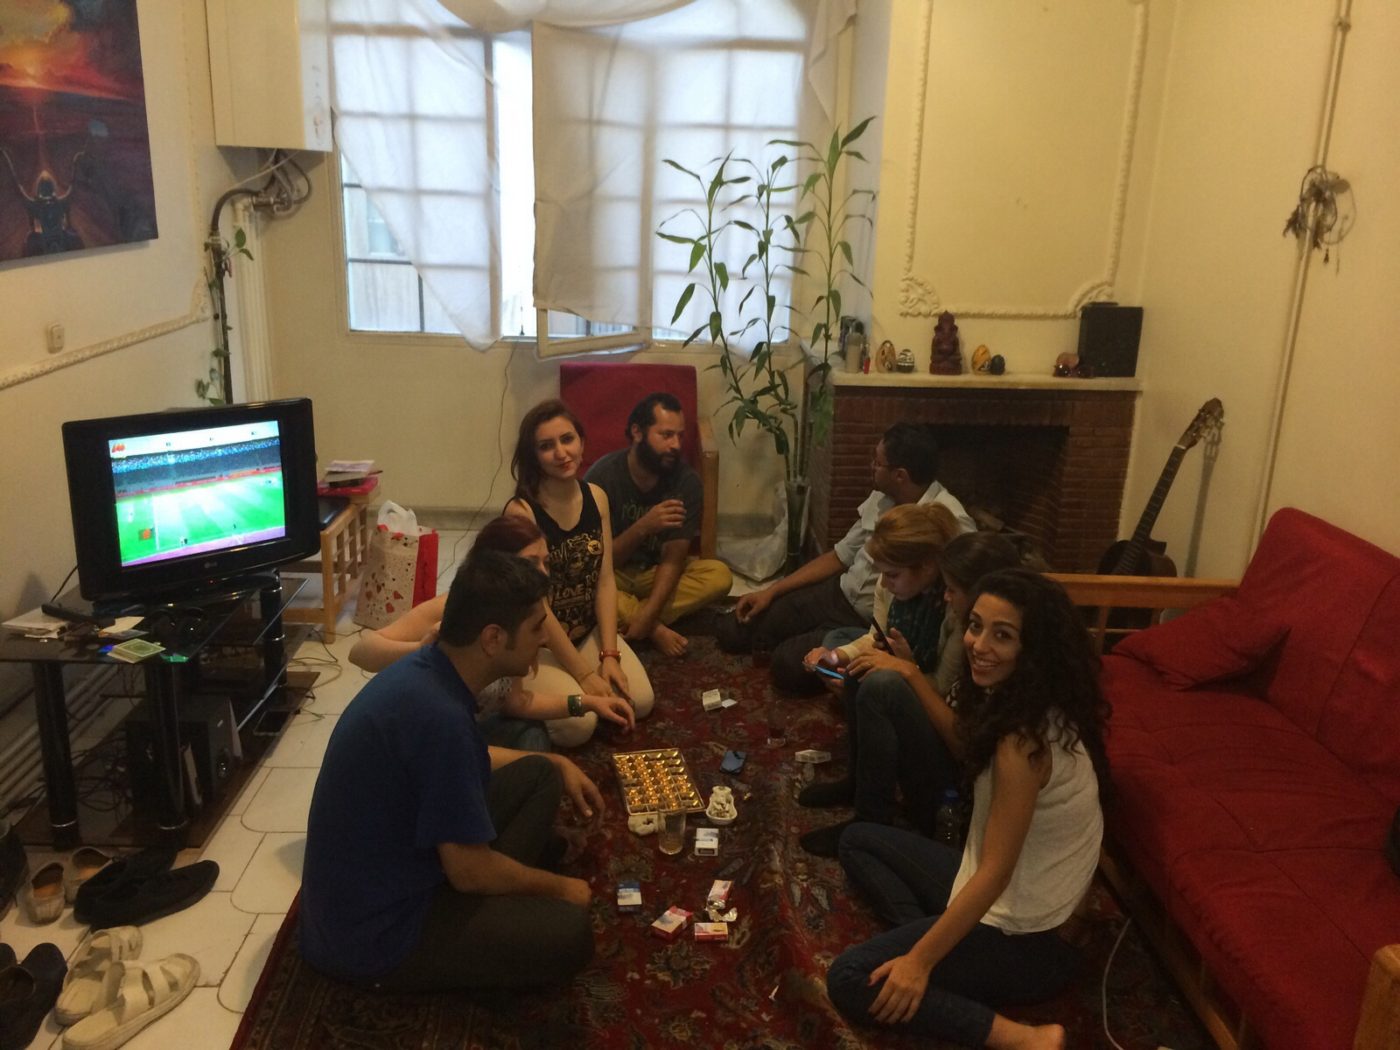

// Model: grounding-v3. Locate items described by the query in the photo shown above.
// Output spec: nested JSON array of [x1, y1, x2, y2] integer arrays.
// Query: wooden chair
[[558, 361, 718, 558]]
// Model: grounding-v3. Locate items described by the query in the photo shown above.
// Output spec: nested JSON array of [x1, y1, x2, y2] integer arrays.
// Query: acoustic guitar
[[1099, 398, 1225, 577]]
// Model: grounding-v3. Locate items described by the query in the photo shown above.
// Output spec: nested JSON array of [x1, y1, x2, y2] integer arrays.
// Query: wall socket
[[46, 323, 65, 353]]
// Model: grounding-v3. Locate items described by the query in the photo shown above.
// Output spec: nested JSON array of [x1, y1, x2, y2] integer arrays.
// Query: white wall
[[0, 0, 255, 619]]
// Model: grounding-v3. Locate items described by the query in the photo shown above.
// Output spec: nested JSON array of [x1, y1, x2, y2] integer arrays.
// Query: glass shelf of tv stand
[[5, 572, 315, 848]]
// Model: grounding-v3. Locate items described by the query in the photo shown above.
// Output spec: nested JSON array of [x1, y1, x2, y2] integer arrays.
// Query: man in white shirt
[[716, 423, 974, 694]]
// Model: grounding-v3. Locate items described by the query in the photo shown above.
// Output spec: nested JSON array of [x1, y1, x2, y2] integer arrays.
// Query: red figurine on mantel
[[930, 311, 962, 375]]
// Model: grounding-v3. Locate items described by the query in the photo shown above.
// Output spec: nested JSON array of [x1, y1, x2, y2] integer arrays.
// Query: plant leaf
[[715, 261, 729, 291], [841, 116, 875, 147], [688, 241, 706, 273], [671, 283, 696, 324]]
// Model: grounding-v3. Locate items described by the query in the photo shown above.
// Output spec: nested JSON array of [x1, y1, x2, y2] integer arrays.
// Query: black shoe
[[797, 778, 854, 808], [0, 942, 66, 1050], [72, 845, 178, 914], [799, 820, 856, 858], [74, 859, 219, 929]]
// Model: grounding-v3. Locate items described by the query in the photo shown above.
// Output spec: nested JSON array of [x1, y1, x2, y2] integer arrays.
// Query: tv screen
[[63, 399, 320, 605]]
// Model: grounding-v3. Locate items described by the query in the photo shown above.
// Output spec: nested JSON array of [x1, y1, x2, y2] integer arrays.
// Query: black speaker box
[[1077, 303, 1143, 377], [124, 694, 241, 815]]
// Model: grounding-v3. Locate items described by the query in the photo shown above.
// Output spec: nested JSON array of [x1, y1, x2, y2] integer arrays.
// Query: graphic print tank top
[[525, 482, 603, 640]]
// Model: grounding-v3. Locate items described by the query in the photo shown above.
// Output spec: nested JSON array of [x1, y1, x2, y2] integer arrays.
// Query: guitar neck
[[1113, 445, 1187, 572]]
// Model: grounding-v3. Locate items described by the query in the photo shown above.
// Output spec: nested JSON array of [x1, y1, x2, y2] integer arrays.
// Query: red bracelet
[[599, 648, 622, 661]]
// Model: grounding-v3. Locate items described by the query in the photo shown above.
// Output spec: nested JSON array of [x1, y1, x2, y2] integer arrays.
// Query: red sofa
[[1059, 508, 1400, 1050]]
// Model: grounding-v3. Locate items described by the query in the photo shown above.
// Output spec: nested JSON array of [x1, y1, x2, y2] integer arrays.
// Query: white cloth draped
[[328, 0, 854, 350]]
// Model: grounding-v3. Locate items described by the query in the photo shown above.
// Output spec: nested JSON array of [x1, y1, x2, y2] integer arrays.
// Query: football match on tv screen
[[109, 422, 288, 567]]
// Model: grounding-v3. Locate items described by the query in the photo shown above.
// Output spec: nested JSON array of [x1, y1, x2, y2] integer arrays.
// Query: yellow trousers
[[614, 558, 733, 626]]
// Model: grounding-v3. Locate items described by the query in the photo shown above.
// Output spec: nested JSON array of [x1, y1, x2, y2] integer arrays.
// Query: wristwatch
[[567, 694, 584, 717]]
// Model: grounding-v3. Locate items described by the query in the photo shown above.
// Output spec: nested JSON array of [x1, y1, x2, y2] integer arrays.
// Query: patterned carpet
[[232, 636, 1212, 1050]]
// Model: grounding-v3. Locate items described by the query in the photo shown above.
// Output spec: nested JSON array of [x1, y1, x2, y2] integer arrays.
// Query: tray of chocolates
[[612, 748, 705, 815]]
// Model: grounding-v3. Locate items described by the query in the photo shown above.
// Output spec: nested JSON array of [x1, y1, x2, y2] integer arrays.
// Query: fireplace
[[809, 376, 1139, 573]]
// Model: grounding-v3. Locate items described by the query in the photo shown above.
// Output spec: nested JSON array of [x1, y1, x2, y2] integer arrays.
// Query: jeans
[[828, 823, 1082, 1046], [842, 670, 958, 829], [716, 575, 866, 695], [376, 756, 593, 991], [478, 712, 552, 753]]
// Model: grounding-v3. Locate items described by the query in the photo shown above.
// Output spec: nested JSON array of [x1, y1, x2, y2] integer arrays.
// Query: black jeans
[[842, 670, 958, 829], [376, 755, 593, 991], [828, 823, 1081, 1045], [716, 575, 866, 694]]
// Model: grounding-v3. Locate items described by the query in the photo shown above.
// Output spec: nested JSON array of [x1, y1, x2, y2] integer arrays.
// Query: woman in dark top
[[507, 400, 654, 745]]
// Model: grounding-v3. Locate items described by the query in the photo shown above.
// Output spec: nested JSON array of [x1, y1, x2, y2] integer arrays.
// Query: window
[[332, 3, 811, 352]]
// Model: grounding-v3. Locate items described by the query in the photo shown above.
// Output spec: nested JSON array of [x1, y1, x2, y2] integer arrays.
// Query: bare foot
[[651, 622, 689, 657], [988, 1019, 1064, 1050]]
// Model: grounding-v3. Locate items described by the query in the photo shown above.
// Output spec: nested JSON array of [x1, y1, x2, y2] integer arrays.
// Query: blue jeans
[[478, 712, 551, 753], [842, 668, 957, 828], [828, 823, 1082, 1046]]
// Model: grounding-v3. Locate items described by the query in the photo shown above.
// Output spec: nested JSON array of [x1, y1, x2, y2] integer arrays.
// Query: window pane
[[348, 261, 421, 332]]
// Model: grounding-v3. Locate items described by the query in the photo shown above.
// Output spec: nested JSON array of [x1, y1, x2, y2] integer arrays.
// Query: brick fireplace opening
[[809, 381, 1138, 573]]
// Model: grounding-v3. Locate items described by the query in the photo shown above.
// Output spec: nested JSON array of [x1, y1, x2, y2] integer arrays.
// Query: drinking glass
[[658, 806, 686, 856]]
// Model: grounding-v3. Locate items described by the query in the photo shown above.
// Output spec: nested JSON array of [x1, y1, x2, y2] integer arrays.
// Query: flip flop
[[54, 926, 143, 1026], [61, 954, 199, 1050]]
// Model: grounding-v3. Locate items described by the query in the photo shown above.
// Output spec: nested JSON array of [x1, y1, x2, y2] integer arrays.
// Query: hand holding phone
[[811, 663, 848, 682]]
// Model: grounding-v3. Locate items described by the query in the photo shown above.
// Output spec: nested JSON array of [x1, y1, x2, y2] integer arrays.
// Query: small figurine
[[896, 347, 916, 372], [1053, 352, 1095, 379], [930, 311, 962, 375], [876, 339, 898, 373], [989, 354, 1006, 375], [971, 344, 991, 373]]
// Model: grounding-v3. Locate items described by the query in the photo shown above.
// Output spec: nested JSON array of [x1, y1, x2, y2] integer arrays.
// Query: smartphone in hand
[[811, 663, 848, 682]]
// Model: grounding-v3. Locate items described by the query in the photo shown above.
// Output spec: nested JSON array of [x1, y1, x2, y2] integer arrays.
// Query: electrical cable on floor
[[1101, 916, 1133, 1050]]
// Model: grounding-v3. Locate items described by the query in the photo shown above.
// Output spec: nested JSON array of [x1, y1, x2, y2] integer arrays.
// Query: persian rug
[[232, 636, 1210, 1050]]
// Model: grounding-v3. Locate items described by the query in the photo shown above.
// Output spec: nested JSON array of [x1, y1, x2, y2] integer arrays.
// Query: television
[[62, 398, 320, 606]]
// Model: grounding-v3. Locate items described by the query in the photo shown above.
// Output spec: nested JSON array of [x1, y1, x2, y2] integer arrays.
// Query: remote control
[[41, 603, 114, 628]]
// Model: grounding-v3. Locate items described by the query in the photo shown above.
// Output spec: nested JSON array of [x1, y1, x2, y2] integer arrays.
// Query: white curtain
[[328, 0, 854, 350]]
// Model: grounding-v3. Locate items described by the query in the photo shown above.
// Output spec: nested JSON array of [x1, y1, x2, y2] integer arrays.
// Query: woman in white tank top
[[826, 568, 1111, 1049]]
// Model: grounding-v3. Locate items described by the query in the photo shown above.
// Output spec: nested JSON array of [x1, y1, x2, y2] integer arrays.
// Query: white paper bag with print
[[355, 502, 432, 629]]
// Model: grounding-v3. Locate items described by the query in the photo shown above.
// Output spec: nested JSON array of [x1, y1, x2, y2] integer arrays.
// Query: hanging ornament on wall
[[1282, 165, 1354, 264]]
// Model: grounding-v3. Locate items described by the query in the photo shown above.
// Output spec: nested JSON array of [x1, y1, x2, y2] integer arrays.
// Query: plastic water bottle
[[933, 788, 962, 849]]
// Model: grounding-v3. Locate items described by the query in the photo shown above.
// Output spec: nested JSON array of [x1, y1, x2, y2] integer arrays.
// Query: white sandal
[[54, 926, 143, 1025], [61, 954, 199, 1050]]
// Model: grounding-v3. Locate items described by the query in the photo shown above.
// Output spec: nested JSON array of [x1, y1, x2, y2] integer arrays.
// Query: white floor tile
[[218, 912, 286, 1014], [230, 833, 304, 915], [120, 986, 241, 1050], [225, 765, 271, 818], [201, 817, 265, 893], [240, 767, 318, 833], [138, 890, 256, 987], [259, 711, 339, 768]]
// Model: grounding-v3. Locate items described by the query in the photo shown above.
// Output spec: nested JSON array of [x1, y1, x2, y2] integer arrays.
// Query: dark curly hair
[[953, 568, 1111, 801]]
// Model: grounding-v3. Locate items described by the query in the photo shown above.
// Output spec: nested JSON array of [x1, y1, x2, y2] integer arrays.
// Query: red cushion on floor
[[1113, 596, 1288, 689]]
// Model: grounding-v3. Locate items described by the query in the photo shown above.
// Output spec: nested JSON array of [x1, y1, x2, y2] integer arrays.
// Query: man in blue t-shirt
[[301, 549, 604, 990], [586, 392, 732, 658]]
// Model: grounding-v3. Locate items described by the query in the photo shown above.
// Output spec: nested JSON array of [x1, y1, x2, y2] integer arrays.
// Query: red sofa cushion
[[1232, 509, 1400, 746], [1114, 596, 1288, 689], [558, 361, 704, 475]]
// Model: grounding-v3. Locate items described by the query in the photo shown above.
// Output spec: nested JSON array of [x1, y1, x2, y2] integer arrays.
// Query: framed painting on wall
[[0, 0, 158, 262]]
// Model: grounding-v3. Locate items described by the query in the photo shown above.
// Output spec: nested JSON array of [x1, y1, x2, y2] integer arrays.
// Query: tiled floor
[[2, 530, 762, 1048]]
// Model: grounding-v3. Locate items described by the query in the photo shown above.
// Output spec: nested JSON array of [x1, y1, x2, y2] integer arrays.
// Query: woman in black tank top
[[506, 399, 633, 702]]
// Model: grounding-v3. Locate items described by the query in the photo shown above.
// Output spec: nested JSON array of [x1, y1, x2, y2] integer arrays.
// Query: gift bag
[[354, 502, 439, 629]]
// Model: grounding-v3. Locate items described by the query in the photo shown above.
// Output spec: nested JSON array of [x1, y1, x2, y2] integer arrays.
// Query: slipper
[[0, 943, 66, 1050], [64, 847, 115, 904], [22, 860, 65, 924], [54, 926, 143, 1026], [61, 954, 199, 1050], [74, 860, 218, 930]]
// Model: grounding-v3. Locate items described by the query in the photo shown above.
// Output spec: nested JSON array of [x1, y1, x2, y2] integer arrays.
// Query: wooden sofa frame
[[1046, 573, 1400, 1050]]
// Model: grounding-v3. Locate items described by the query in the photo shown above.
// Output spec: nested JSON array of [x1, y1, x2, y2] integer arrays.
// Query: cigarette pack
[[701, 688, 723, 711], [795, 749, 832, 764], [706, 879, 733, 910], [616, 880, 642, 912], [694, 827, 720, 857], [650, 906, 693, 941], [694, 921, 729, 942]]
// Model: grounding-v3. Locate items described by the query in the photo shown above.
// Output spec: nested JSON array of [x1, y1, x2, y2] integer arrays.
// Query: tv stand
[[0, 573, 308, 848]]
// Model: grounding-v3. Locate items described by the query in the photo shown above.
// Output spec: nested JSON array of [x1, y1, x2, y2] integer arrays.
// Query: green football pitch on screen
[[116, 472, 285, 566]]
